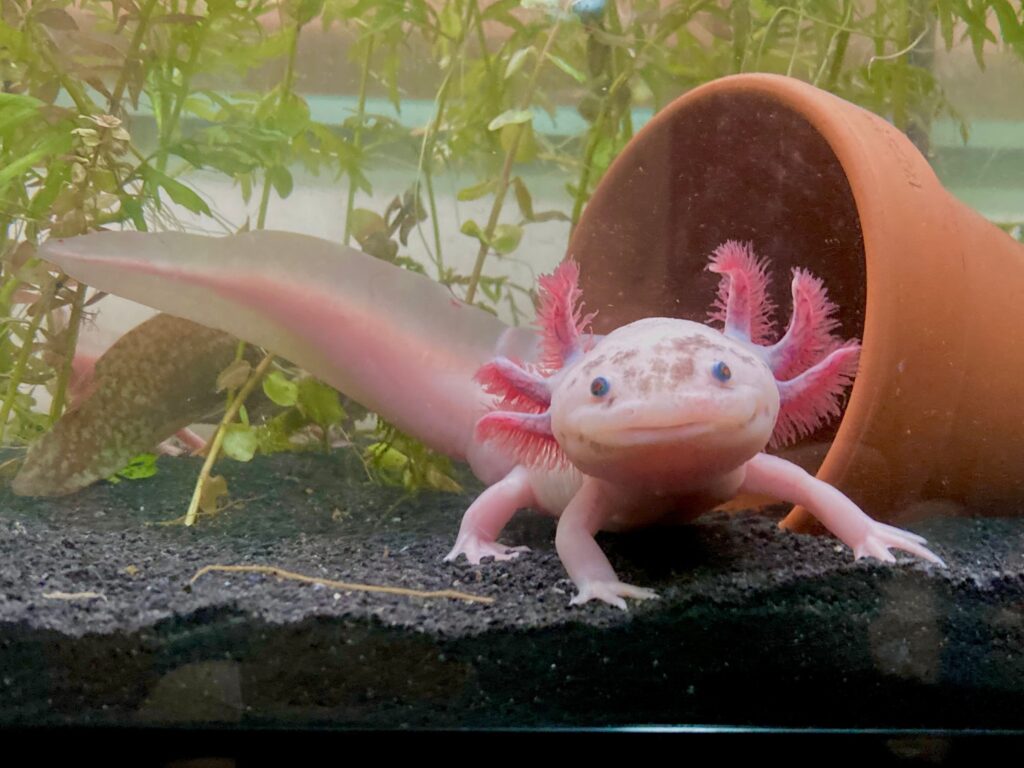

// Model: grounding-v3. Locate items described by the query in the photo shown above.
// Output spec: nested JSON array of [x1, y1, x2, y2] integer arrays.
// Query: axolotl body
[[446, 244, 942, 607], [40, 232, 943, 609]]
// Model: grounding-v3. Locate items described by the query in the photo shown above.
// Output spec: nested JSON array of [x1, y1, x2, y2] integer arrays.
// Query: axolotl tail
[[41, 230, 537, 467]]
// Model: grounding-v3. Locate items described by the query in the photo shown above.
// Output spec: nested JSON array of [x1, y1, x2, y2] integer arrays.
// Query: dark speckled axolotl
[[41, 232, 943, 609]]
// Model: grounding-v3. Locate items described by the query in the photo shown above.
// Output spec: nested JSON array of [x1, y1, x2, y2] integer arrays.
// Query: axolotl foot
[[851, 520, 946, 567], [570, 580, 660, 611], [443, 533, 530, 565]]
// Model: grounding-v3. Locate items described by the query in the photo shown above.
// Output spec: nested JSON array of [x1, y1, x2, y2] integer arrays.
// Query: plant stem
[[256, 176, 273, 229], [570, 88, 613, 234], [183, 352, 275, 526], [48, 282, 86, 423], [343, 34, 376, 246], [157, 20, 209, 172], [257, 14, 303, 230], [471, 0, 494, 78], [891, 0, 910, 131], [416, 72, 453, 277], [198, 12, 306, 522], [416, 0, 476, 278], [464, 12, 567, 305], [822, 0, 853, 90], [110, 0, 160, 114], [0, 287, 50, 443], [786, 2, 807, 78], [30, 27, 95, 115], [569, 1, 709, 234]]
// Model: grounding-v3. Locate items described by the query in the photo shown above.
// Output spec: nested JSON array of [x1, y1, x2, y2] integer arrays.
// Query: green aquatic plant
[[1, 0, 1022, 508]]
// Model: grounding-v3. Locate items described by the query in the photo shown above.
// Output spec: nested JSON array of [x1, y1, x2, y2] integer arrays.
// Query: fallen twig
[[43, 591, 108, 602], [188, 564, 494, 605]]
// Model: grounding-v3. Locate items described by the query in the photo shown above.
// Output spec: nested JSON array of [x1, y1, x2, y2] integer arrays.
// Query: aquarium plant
[[0, 0, 1022, 511]]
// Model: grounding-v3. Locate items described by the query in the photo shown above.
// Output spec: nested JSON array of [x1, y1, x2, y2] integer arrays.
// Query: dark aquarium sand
[[0, 451, 1023, 731]]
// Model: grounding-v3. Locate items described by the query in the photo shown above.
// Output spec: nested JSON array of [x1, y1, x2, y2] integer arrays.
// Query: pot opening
[[573, 89, 867, 466]]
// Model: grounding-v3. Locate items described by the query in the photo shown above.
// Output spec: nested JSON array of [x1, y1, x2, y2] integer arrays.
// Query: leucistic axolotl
[[445, 241, 944, 607], [40, 232, 943, 610]]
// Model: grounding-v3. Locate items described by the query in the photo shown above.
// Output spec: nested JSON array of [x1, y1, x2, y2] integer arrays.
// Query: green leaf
[[545, 53, 586, 84], [297, 378, 346, 427], [0, 133, 72, 192], [143, 166, 211, 216], [0, 92, 42, 109], [216, 359, 252, 392], [0, 95, 41, 135], [460, 219, 485, 242], [34, 8, 78, 30], [456, 178, 498, 201], [114, 453, 159, 481], [275, 92, 311, 136], [505, 46, 535, 79], [200, 474, 229, 514], [491, 223, 523, 255], [27, 160, 69, 219], [122, 197, 147, 231], [268, 165, 294, 198], [531, 209, 572, 223], [488, 108, 533, 131], [935, 0, 955, 50], [511, 176, 534, 220], [500, 122, 537, 163], [991, 0, 1023, 44], [262, 371, 299, 407], [295, 0, 325, 26], [223, 424, 259, 462], [439, 0, 463, 39], [365, 442, 409, 482], [349, 208, 387, 241]]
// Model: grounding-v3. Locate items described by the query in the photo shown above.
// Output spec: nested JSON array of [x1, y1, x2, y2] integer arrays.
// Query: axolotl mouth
[[568, 390, 766, 450]]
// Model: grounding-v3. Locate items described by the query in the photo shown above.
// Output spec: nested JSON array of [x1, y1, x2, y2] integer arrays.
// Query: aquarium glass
[[1, 0, 1023, 744]]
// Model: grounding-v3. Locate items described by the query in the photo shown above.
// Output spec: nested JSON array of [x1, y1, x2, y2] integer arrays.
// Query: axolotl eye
[[711, 361, 732, 383], [590, 376, 610, 397]]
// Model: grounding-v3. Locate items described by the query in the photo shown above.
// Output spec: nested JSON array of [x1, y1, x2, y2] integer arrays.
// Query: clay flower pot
[[569, 73, 1024, 529]]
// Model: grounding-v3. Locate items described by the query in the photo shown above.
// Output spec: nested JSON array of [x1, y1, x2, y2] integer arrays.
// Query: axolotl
[[40, 232, 943, 608]]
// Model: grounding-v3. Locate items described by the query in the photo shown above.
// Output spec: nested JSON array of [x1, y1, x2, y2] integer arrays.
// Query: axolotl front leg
[[444, 465, 534, 564], [740, 453, 944, 566], [446, 466, 659, 610], [555, 476, 659, 610]]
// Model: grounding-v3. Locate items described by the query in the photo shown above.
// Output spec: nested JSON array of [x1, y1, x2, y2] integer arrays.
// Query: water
[[2, 0, 1024, 750]]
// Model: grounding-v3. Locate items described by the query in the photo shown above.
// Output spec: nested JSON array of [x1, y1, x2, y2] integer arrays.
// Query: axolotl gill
[[41, 232, 943, 609]]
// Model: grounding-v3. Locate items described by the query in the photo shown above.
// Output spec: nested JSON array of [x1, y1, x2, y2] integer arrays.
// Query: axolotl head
[[549, 317, 780, 488]]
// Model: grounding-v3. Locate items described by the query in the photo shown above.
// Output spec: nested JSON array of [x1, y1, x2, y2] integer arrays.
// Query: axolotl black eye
[[711, 361, 732, 382], [590, 376, 610, 397]]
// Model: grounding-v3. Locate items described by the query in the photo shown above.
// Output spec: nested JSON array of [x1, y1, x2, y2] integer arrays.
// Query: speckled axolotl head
[[549, 317, 780, 487], [474, 249, 860, 487]]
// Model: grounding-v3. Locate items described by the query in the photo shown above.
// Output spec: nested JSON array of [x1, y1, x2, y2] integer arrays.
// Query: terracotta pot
[[568, 73, 1024, 529]]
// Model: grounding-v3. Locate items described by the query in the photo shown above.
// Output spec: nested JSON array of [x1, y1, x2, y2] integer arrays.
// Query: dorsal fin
[[536, 259, 596, 371], [707, 241, 775, 345], [475, 410, 567, 469], [771, 342, 861, 448], [765, 268, 843, 381]]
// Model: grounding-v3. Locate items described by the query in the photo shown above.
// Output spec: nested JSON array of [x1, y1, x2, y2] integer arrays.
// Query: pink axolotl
[[40, 232, 942, 609]]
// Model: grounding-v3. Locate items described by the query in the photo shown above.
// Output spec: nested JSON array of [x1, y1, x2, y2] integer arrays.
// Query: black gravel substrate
[[1, 451, 1023, 733]]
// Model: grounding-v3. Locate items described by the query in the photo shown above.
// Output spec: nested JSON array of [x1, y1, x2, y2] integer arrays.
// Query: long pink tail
[[42, 231, 537, 462]]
